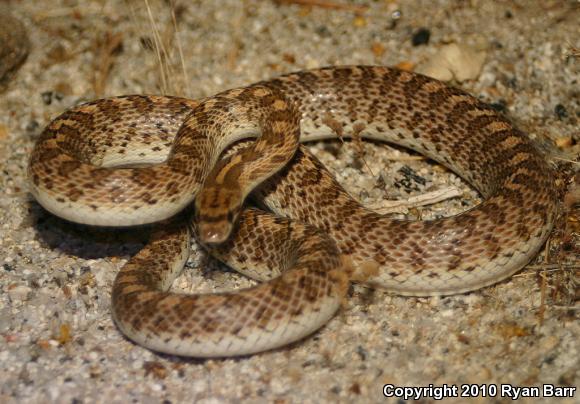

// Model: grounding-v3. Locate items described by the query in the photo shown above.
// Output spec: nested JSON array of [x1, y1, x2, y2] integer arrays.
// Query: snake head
[[194, 186, 243, 245]]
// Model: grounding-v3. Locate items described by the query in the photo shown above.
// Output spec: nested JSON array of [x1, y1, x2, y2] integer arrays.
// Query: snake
[[28, 66, 559, 357]]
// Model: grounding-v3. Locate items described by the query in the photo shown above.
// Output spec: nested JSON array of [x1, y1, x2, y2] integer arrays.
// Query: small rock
[[2, 263, 14, 272], [411, 28, 431, 46], [371, 42, 385, 57], [555, 136, 573, 148], [395, 61, 415, 71], [315, 25, 331, 38], [40, 91, 63, 105], [541, 335, 560, 351], [25, 120, 40, 134], [555, 104, 568, 119], [489, 100, 508, 113], [41, 91, 54, 105], [358, 177, 375, 192], [417, 41, 488, 82], [8, 285, 32, 302], [0, 124, 8, 140], [353, 15, 367, 28]]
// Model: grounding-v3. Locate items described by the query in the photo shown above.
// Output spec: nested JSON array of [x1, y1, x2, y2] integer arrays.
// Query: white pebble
[[8, 285, 31, 302], [417, 42, 488, 82]]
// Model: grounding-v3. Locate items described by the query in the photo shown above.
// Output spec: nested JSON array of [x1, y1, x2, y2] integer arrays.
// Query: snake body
[[28, 66, 558, 357]]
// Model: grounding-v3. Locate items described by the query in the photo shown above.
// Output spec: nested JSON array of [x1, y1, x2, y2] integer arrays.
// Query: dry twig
[[367, 186, 463, 214]]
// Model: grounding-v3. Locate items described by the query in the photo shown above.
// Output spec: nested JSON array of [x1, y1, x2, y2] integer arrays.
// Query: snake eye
[[227, 203, 243, 223]]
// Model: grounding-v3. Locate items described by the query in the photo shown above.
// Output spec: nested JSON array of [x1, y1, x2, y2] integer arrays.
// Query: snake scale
[[28, 66, 558, 357]]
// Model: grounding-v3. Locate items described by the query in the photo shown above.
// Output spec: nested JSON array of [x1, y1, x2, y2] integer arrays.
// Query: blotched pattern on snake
[[28, 66, 558, 357]]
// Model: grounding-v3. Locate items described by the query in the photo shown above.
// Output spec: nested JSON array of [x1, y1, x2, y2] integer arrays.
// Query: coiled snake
[[28, 66, 558, 357]]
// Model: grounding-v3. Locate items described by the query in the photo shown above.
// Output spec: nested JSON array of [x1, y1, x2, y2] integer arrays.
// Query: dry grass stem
[[144, 0, 170, 94], [170, 0, 191, 96], [367, 186, 463, 214], [274, 0, 368, 13]]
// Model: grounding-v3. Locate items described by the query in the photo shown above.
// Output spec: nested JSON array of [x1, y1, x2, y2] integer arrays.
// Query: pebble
[[555, 103, 568, 119], [417, 41, 488, 82], [7, 285, 32, 302], [411, 28, 431, 46]]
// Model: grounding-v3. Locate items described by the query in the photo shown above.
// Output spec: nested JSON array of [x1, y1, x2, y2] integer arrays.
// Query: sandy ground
[[0, 0, 578, 403]]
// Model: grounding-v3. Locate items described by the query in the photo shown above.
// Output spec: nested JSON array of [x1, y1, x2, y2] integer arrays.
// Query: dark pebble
[[356, 345, 368, 361], [506, 76, 518, 89], [399, 165, 426, 185], [2, 263, 15, 271], [555, 104, 568, 119], [411, 28, 431, 46], [41, 91, 53, 105], [25, 120, 39, 134], [41, 91, 64, 105], [140, 36, 154, 51], [490, 100, 508, 113], [395, 165, 426, 192], [316, 25, 331, 38]]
